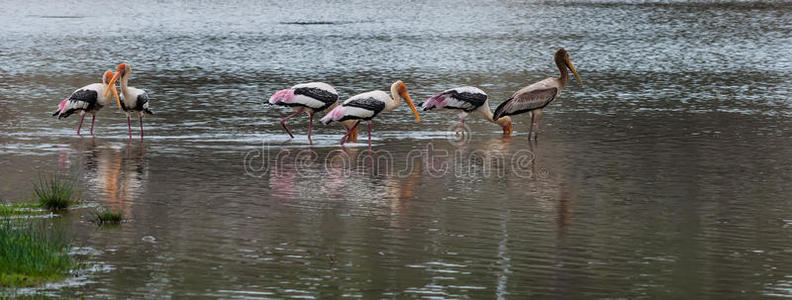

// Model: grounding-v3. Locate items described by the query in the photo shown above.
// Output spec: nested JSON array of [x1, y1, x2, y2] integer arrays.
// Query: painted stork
[[422, 86, 513, 136], [52, 70, 120, 136], [320, 80, 421, 146], [104, 63, 153, 140], [268, 82, 339, 143], [493, 48, 583, 139]]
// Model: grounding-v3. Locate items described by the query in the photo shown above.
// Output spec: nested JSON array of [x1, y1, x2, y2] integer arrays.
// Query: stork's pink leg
[[307, 112, 314, 144], [139, 116, 144, 139], [455, 116, 466, 136], [280, 108, 304, 139], [90, 115, 96, 136], [340, 120, 360, 145], [127, 115, 132, 141], [77, 114, 85, 136]]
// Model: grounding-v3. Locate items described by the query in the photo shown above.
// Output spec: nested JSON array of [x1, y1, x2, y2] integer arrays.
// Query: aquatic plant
[[0, 220, 75, 287], [33, 173, 79, 211], [0, 202, 48, 217], [91, 209, 122, 225]]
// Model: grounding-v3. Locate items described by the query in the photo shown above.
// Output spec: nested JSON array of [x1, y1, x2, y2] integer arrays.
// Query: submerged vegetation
[[0, 220, 75, 287], [0, 202, 48, 217], [91, 209, 122, 225], [34, 173, 79, 211]]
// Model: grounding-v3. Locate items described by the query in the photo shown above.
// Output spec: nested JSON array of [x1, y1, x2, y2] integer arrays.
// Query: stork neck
[[387, 88, 402, 111], [120, 74, 130, 97], [477, 100, 496, 122], [556, 56, 569, 88]]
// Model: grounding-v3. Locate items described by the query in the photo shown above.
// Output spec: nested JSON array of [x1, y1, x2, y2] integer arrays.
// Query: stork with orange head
[[104, 63, 153, 141], [320, 80, 421, 147], [53, 70, 120, 136]]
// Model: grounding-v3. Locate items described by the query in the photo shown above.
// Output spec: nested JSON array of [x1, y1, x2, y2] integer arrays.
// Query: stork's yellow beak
[[403, 92, 421, 123], [104, 71, 122, 109], [110, 83, 120, 109], [567, 58, 583, 89]]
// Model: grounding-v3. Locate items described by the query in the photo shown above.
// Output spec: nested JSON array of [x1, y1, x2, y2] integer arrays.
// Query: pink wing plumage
[[51, 98, 69, 118], [57, 98, 68, 114], [422, 94, 449, 110], [269, 89, 295, 105], [320, 105, 345, 124]]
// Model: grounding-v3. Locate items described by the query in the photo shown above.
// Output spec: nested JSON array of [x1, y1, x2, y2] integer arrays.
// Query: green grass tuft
[[0, 220, 75, 287], [91, 209, 122, 225], [0, 202, 48, 217], [33, 173, 79, 211]]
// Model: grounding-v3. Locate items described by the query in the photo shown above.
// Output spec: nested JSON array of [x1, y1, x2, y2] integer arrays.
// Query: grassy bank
[[0, 220, 75, 287]]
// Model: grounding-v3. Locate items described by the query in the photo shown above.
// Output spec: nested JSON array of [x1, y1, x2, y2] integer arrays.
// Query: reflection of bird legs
[[367, 121, 373, 149], [456, 113, 467, 136], [126, 114, 132, 142], [529, 138, 537, 178], [528, 111, 534, 139], [456, 117, 466, 136], [139, 115, 144, 139]]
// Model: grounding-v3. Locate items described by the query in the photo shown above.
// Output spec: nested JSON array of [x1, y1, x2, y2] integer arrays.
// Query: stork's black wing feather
[[57, 89, 99, 119], [345, 97, 385, 113], [69, 89, 98, 105], [446, 90, 487, 111], [135, 93, 149, 110], [294, 87, 338, 104]]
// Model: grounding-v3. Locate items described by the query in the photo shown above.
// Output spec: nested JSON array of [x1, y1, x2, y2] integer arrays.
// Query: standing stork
[[422, 86, 513, 136], [493, 48, 583, 139], [268, 82, 339, 143], [104, 63, 154, 141], [52, 70, 120, 136], [320, 80, 421, 146]]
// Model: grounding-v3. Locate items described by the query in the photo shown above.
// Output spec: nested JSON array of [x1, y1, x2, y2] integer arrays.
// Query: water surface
[[1, 0, 791, 298]]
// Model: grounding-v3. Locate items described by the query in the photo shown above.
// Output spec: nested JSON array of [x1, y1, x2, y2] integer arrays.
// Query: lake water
[[1, 0, 792, 298]]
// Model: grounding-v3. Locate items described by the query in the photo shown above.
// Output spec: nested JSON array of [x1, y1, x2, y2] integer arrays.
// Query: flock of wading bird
[[53, 48, 582, 145]]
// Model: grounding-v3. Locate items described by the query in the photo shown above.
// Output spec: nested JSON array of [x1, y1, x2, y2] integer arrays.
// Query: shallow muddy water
[[1, 0, 792, 298]]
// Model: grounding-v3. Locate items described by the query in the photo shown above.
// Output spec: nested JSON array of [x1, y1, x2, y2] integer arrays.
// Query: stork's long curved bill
[[567, 59, 583, 89], [110, 83, 120, 108], [103, 71, 122, 109], [403, 93, 421, 123]]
